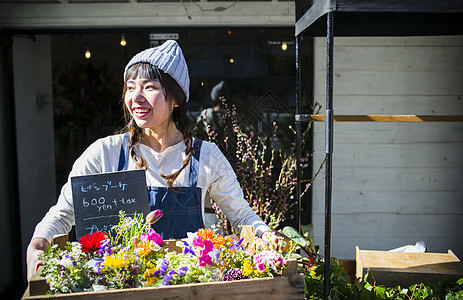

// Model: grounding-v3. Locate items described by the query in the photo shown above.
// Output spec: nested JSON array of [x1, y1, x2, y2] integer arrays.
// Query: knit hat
[[124, 40, 190, 102]]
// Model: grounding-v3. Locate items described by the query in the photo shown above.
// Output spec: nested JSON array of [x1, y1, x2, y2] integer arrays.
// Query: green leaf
[[375, 286, 386, 299], [290, 253, 303, 259], [400, 288, 409, 295], [362, 288, 373, 300], [301, 224, 317, 253], [281, 226, 307, 247]]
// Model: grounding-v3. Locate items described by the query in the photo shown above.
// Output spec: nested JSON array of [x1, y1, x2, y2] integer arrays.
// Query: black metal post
[[295, 35, 302, 233], [324, 11, 334, 300]]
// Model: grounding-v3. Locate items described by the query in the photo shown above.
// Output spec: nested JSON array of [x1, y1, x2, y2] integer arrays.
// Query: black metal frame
[[294, 0, 463, 298]]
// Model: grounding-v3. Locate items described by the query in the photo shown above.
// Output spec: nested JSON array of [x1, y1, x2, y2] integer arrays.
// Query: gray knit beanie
[[124, 40, 190, 102]]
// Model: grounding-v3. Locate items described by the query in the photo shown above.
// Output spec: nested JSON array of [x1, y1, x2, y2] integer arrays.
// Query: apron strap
[[189, 138, 203, 188], [118, 133, 203, 187], [118, 132, 130, 171]]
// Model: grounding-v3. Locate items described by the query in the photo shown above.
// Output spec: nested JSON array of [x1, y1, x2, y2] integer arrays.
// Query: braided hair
[[122, 63, 194, 188]]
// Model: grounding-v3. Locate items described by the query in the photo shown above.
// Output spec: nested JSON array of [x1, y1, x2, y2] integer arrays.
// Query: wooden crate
[[23, 233, 304, 299], [23, 262, 303, 300], [23, 273, 304, 300], [356, 246, 463, 287]]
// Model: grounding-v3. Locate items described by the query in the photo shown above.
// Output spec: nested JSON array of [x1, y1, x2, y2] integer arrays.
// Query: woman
[[26, 40, 270, 281]]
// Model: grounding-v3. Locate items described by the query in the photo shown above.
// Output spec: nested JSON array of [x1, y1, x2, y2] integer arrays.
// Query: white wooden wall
[[312, 36, 463, 260], [12, 36, 57, 275]]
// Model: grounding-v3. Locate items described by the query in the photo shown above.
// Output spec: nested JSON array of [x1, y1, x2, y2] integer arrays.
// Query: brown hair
[[122, 63, 193, 188]]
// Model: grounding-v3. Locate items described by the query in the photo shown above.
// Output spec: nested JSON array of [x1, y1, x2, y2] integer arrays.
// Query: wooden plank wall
[[311, 36, 463, 260]]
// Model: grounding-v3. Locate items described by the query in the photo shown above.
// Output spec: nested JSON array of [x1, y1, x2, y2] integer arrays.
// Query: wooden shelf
[[307, 115, 463, 122]]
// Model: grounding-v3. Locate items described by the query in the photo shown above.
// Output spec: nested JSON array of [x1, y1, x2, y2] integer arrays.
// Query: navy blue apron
[[118, 133, 204, 239]]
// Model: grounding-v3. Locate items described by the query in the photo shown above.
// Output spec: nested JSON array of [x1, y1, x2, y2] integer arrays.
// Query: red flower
[[79, 231, 107, 252]]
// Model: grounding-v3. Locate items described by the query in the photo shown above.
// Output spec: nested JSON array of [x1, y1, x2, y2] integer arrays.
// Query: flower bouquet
[[30, 211, 303, 299]]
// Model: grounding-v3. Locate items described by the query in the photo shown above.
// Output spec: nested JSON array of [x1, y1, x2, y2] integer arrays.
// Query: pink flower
[[191, 236, 213, 255], [198, 254, 213, 267], [146, 210, 163, 224], [139, 228, 163, 245], [199, 240, 213, 256], [253, 250, 284, 272], [190, 234, 214, 267], [256, 263, 266, 273], [192, 235, 204, 247]]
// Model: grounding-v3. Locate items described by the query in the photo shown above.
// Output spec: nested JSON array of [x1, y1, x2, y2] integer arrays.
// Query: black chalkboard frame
[[71, 169, 150, 240]]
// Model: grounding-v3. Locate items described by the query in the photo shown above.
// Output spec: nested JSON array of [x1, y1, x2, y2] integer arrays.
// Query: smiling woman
[[123, 66, 183, 153], [125, 76, 177, 134], [26, 40, 272, 282]]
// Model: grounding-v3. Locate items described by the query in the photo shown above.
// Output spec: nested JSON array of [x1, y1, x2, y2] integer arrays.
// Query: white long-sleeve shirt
[[32, 134, 269, 242]]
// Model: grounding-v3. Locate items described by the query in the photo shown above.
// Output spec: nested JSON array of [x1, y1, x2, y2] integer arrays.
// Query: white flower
[[151, 242, 162, 252], [181, 232, 198, 245], [86, 258, 103, 273], [70, 242, 82, 254], [209, 248, 222, 261], [60, 257, 76, 271]]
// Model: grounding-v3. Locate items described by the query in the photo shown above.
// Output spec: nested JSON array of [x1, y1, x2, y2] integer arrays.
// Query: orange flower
[[197, 229, 225, 247], [135, 240, 153, 257], [224, 236, 234, 245], [211, 234, 225, 247], [197, 228, 214, 241]]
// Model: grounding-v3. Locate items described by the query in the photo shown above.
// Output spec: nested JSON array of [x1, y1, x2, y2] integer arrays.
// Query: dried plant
[[201, 98, 322, 235]]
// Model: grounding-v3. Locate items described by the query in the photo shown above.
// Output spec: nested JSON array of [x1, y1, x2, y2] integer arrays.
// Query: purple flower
[[162, 274, 173, 285], [222, 268, 247, 281], [177, 266, 188, 276], [229, 237, 244, 251], [154, 259, 168, 276], [209, 248, 222, 261], [183, 241, 196, 256], [98, 239, 112, 257]]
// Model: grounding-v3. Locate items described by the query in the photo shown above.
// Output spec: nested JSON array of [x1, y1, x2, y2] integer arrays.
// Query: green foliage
[[303, 258, 355, 300], [110, 211, 150, 250], [301, 257, 463, 300], [282, 226, 308, 248], [281, 225, 317, 258]]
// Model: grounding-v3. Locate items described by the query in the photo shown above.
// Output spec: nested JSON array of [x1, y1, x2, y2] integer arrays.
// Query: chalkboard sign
[[71, 170, 150, 240]]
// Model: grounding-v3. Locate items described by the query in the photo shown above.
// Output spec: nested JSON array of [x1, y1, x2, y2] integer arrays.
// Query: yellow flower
[[142, 268, 158, 285], [242, 261, 253, 276], [142, 274, 158, 286], [103, 252, 129, 269], [146, 261, 155, 268]]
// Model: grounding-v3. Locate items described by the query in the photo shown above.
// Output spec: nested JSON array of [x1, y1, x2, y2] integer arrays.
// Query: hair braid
[[127, 119, 148, 170], [160, 102, 194, 188]]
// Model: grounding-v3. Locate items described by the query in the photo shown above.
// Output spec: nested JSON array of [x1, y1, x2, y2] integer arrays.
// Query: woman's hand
[[261, 231, 276, 243], [26, 238, 50, 282]]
